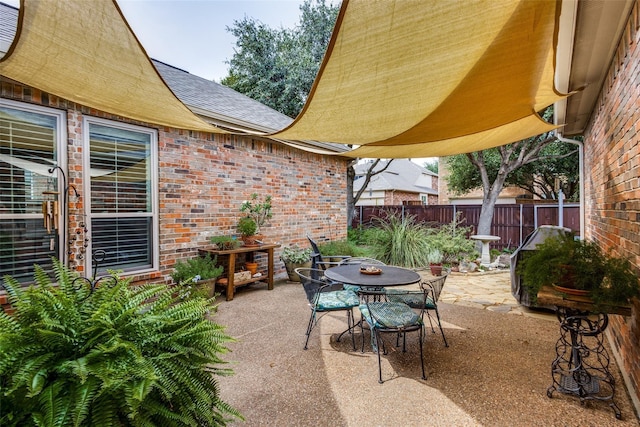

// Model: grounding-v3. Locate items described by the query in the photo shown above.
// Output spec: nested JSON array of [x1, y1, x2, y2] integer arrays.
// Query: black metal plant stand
[[546, 307, 621, 419]]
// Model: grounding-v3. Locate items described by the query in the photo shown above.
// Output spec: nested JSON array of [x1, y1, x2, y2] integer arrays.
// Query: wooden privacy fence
[[351, 203, 580, 251]]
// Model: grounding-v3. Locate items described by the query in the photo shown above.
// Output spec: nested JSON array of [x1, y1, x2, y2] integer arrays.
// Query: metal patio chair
[[296, 267, 359, 351], [306, 235, 351, 271], [357, 288, 426, 383], [387, 272, 450, 347]]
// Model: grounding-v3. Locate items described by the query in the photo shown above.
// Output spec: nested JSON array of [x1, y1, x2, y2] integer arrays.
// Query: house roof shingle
[[354, 159, 437, 195]]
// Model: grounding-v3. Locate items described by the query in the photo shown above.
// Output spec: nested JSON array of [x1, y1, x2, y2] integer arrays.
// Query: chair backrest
[[420, 272, 449, 303], [295, 267, 344, 304], [339, 257, 386, 266], [306, 235, 327, 270]]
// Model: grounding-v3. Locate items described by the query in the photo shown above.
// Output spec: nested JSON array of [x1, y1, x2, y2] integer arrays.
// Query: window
[[0, 101, 65, 283], [85, 118, 158, 275]]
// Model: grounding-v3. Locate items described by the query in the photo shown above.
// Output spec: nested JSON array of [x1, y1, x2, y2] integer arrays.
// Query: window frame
[[0, 98, 67, 268], [82, 116, 159, 276]]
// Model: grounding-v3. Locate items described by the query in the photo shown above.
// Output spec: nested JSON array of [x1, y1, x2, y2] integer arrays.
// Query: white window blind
[[0, 103, 64, 283], [86, 120, 157, 275]]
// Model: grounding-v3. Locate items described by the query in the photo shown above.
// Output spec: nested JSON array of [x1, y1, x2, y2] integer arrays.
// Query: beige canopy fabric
[[271, 0, 565, 158], [0, 0, 223, 133]]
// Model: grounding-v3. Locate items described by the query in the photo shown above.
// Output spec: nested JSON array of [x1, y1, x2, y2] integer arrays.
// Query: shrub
[[0, 259, 242, 426], [369, 212, 431, 268], [318, 239, 365, 257], [425, 213, 477, 263], [171, 252, 224, 284]]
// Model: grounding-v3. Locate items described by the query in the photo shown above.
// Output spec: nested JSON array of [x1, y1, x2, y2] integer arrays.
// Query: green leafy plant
[[518, 234, 640, 310], [240, 193, 272, 232], [211, 235, 241, 250], [318, 240, 365, 258], [237, 216, 258, 237], [427, 247, 443, 264], [369, 212, 431, 268], [280, 245, 312, 264], [0, 258, 242, 426], [425, 213, 477, 263], [171, 252, 223, 284]]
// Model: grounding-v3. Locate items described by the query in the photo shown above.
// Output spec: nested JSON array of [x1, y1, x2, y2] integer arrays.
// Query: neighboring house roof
[[354, 159, 437, 195], [0, 1, 17, 56]]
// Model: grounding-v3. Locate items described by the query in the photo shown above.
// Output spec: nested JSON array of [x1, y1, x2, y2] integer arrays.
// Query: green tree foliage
[[447, 142, 579, 201], [444, 107, 578, 236], [0, 259, 241, 426], [423, 159, 438, 174], [222, 0, 339, 118]]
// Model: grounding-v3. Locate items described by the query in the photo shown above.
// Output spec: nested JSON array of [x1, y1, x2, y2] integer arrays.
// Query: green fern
[[0, 258, 242, 426]]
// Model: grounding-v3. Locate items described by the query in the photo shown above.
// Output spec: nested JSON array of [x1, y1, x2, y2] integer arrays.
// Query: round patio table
[[324, 264, 420, 287]]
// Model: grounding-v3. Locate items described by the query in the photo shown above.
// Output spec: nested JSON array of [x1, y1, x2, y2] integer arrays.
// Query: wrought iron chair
[[357, 288, 426, 383], [307, 235, 351, 271], [387, 272, 450, 347], [295, 267, 359, 351]]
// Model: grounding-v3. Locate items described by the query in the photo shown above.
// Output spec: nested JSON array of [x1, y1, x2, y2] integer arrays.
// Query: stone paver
[[417, 268, 555, 321]]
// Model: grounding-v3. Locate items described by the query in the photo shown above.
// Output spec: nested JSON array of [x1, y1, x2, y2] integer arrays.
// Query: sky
[[6, 0, 307, 82]]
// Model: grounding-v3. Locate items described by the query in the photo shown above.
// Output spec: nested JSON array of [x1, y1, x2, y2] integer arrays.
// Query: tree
[[347, 159, 393, 227], [223, 0, 387, 228], [222, 0, 339, 118], [445, 107, 578, 236], [423, 159, 438, 174]]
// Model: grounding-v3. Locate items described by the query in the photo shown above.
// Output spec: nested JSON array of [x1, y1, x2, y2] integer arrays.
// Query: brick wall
[[1, 78, 350, 291], [383, 190, 420, 205], [582, 2, 640, 412]]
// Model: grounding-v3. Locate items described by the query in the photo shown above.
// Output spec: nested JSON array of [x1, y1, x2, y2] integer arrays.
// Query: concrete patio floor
[[213, 270, 639, 426]]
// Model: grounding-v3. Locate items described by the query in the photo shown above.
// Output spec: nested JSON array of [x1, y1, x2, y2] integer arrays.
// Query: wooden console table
[[199, 243, 281, 301]]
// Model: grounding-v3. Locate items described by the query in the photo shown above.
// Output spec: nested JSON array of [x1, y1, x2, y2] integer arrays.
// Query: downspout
[[556, 133, 584, 239]]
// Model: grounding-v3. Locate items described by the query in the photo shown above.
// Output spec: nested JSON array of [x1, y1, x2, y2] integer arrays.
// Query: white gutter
[[554, 0, 583, 238], [556, 133, 584, 239]]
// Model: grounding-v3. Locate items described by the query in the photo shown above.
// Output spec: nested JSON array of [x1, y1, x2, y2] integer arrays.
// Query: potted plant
[[280, 245, 313, 282], [427, 247, 444, 276], [211, 235, 240, 250], [237, 216, 259, 246], [240, 193, 273, 235], [171, 253, 224, 298], [518, 233, 640, 311], [0, 259, 242, 425]]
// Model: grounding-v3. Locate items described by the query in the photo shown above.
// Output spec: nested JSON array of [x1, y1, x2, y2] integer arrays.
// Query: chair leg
[[419, 326, 427, 380], [373, 330, 384, 384], [431, 308, 449, 347], [304, 310, 316, 350]]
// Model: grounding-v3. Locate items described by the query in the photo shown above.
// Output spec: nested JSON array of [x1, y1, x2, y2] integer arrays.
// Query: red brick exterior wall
[[582, 2, 640, 411], [1, 78, 349, 289], [383, 190, 420, 205]]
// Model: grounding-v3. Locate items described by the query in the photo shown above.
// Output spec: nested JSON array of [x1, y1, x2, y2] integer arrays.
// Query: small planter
[[284, 261, 312, 282], [429, 263, 443, 276], [245, 262, 258, 275]]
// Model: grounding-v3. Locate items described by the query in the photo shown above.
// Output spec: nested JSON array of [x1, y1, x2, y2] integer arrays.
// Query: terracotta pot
[[245, 262, 258, 275], [430, 263, 443, 276], [242, 235, 259, 247]]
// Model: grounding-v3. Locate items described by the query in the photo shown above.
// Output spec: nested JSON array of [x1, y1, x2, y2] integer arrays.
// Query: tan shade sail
[[0, 0, 223, 133], [271, 0, 564, 158]]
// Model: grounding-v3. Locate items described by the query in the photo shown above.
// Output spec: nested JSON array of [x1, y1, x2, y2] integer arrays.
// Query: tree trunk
[[346, 164, 356, 227]]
